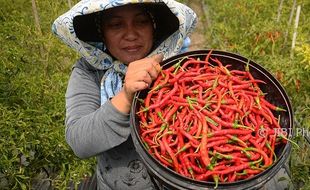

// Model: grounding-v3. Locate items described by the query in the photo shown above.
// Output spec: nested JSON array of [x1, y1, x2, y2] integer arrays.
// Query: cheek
[[143, 28, 155, 48], [104, 38, 115, 50], [102, 32, 119, 50]]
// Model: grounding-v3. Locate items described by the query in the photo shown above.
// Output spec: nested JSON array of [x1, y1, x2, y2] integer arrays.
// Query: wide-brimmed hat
[[73, 2, 179, 43]]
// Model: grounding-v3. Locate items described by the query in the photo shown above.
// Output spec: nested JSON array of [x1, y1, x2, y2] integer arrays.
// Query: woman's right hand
[[111, 54, 163, 114], [123, 54, 163, 101]]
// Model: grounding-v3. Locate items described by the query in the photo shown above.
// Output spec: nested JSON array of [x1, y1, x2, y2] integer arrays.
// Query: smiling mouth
[[123, 46, 142, 52]]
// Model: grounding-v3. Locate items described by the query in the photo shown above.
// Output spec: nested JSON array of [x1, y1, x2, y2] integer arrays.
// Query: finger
[[124, 80, 149, 93], [143, 63, 160, 80], [152, 62, 162, 73], [151, 53, 164, 63], [146, 67, 159, 81], [135, 81, 149, 90], [142, 70, 153, 85], [149, 54, 163, 76], [150, 53, 163, 72]]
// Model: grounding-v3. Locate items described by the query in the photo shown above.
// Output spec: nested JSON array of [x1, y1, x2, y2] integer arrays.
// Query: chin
[[122, 54, 147, 64]]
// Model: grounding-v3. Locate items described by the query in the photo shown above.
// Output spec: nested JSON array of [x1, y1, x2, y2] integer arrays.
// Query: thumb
[[151, 53, 164, 63]]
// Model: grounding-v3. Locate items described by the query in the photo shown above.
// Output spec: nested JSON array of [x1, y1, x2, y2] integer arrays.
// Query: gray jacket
[[66, 58, 156, 189]]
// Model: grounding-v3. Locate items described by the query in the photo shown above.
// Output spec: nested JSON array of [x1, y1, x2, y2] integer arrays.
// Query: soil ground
[[186, 1, 208, 50]]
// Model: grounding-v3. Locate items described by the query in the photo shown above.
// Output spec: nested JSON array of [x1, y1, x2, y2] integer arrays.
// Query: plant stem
[[283, 0, 296, 48], [290, 5, 301, 59], [276, 0, 284, 22]]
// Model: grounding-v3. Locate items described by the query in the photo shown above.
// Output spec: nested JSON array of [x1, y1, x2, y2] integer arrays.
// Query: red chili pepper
[[162, 135, 180, 172], [196, 162, 251, 181], [243, 147, 271, 167], [207, 129, 253, 137], [213, 145, 234, 153], [205, 50, 213, 62], [199, 112, 211, 168], [206, 139, 230, 148], [182, 154, 195, 179], [153, 147, 172, 167], [259, 97, 286, 112], [226, 134, 248, 148]]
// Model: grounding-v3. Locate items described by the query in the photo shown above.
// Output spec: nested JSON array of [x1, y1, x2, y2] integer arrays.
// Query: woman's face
[[101, 5, 154, 64]]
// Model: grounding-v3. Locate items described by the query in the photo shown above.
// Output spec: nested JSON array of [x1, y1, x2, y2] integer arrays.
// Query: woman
[[52, 0, 197, 189]]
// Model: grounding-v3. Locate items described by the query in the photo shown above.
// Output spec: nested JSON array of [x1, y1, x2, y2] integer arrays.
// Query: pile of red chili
[[137, 51, 287, 185]]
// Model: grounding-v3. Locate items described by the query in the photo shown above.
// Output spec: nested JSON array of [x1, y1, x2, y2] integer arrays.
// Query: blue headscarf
[[52, 0, 197, 105]]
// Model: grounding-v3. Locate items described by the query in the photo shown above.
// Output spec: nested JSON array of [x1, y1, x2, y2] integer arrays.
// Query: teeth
[[127, 48, 139, 52]]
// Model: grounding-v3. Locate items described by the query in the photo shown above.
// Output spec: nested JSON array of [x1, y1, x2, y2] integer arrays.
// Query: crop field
[[0, 0, 309, 189]]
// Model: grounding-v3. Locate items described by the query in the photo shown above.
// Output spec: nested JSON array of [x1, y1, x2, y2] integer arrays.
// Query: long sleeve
[[64, 59, 131, 159]]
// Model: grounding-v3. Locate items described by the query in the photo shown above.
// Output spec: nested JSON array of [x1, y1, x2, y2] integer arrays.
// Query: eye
[[135, 15, 152, 26], [105, 19, 124, 29], [109, 22, 122, 29]]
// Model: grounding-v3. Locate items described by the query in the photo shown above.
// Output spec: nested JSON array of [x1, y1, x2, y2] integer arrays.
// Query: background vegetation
[[0, 0, 309, 189], [199, 0, 310, 189]]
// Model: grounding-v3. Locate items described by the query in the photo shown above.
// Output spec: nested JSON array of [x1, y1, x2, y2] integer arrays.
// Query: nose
[[124, 24, 138, 41]]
